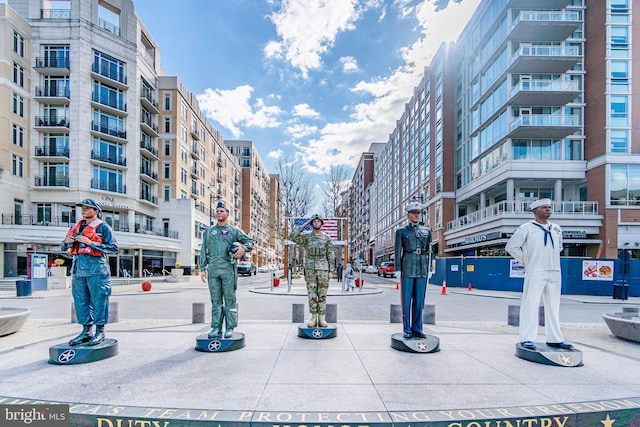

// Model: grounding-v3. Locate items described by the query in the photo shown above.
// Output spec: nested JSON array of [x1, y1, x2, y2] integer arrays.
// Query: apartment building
[[225, 140, 272, 267], [369, 0, 640, 262], [157, 76, 242, 270], [0, 0, 182, 279], [349, 143, 384, 265]]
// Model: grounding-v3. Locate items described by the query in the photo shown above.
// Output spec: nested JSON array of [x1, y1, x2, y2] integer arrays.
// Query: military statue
[[200, 201, 254, 338], [289, 214, 335, 327], [394, 201, 432, 339]]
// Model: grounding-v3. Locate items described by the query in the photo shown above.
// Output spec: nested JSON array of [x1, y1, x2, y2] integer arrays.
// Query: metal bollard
[[292, 303, 305, 323], [72, 301, 119, 323], [326, 303, 337, 323], [390, 304, 402, 323], [192, 302, 205, 323], [507, 305, 545, 327]]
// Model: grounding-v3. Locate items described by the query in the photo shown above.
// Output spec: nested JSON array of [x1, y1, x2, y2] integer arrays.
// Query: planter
[[142, 281, 152, 292], [172, 268, 184, 277], [273, 278, 280, 287]]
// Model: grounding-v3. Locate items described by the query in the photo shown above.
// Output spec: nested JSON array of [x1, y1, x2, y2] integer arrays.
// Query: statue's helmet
[[310, 214, 324, 225]]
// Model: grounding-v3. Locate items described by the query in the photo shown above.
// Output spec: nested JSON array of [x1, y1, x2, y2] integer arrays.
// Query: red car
[[377, 262, 395, 278]]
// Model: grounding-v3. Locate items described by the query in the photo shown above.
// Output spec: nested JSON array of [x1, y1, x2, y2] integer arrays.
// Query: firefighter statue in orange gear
[[62, 199, 118, 346]]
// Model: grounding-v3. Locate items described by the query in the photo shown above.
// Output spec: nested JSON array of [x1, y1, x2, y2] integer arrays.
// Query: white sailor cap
[[530, 198, 552, 210]]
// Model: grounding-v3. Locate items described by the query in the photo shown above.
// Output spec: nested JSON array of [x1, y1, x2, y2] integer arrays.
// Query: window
[[610, 60, 629, 92], [610, 95, 628, 125], [13, 31, 25, 57], [12, 154, 24, 177], [13, 63, 24, 87], [610, 26, 629, 57], [181, 101, 188, 119], [37, 204, 52, 224], [164, 185, 170, 201], [164, 117, 171, 133], [163, 163, 170, 179], [12, 93, 24, 117], [93, 50, 125, 83], [610, 164, 640, 206], [12, 124, 24, 147], [610, 129, 629, 153], [180, 168, 187, 184], [164, 93, 171, 110], [164, 140, 171, 156]]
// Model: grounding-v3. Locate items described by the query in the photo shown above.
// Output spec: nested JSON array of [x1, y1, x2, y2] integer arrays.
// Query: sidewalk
[[0, 276, 639, 426]]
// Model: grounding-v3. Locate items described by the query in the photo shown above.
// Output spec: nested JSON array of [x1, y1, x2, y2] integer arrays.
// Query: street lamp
[[209, 188, 214, 226]]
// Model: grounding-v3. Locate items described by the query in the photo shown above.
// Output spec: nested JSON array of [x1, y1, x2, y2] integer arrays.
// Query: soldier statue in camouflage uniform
[[289, 214, 335, 327], [200, 201, 254, 338]]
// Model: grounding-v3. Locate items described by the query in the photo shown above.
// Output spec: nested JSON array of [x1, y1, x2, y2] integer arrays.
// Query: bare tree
[[276, 156, 315, 218], [320, 164, 350, 217]]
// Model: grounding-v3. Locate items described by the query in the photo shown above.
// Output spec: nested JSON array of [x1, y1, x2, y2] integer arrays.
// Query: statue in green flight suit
[[200, 201, 254, 338]]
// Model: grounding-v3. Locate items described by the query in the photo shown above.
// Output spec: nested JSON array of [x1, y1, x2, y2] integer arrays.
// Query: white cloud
[[292, 103, 320, 118], [286, 123, 318, 139], [340, 56, 359, 73], [197, 86, 283, 137], [268, 149, 284, 159], [264, 0, 363, 78]]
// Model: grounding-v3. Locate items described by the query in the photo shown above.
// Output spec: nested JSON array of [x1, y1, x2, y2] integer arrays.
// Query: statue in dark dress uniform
[[394, 201, 432, 339]]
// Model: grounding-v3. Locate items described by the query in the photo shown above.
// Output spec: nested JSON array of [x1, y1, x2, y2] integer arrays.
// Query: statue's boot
[[87, 325, 105, 346], [69, 325, 93, 346], [224, 328, 234, 338], [318, 314, 328, 327], [307, 313, 318, 327], [207, 328, 221, 338]]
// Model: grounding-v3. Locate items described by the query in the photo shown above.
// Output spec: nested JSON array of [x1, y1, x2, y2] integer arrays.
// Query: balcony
[[509, 45, 580, 74], [91, 150, 126, 167], [509, 79, 580, 106], [190, 143, 200, 159], [91, 92, 127, 114], [34, 86, 70, 103], [447, 200, 599, 232], [98, 17, 120, 37], [140, 87, 159, 113], [140, 167, 158, 182], [91, 179, 126, 194], [191, 127, 200, 140], [40, 8, 71, 19], [190, 167, 199, 179], [1, 213, 75, 228], [34, 56, 70, 76], [91, 121, 127, 141], [34, 175, 69, 188], [91, 63, 127, 89], [508, 114, 580, 139], [34, 146, 69, 158], [140, 141, 158, 158], [507, 0, 571, 9], [35, 116, 69, 130], [140, 118, 159, 137], [510, 11, 581, 42], [140, 193, 158, 205]]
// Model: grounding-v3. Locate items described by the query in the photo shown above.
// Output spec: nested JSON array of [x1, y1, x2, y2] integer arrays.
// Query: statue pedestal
[[195, 332, 245, 352], [515, 342, 583, 367], [49, 339, 118, 365], [297, 324, 337, 339], [390, 333, 440, 353]]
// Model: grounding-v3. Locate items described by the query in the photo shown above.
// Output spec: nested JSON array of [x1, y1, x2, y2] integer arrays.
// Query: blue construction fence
[[431, 257, 639, 297]]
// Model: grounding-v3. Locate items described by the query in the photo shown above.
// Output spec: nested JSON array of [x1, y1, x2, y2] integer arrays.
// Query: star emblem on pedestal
[[208, 340, 221, 351], [58, 349, 76, 363], [557, 353, 574, 366], [416, 342, 428, 352], [601, 414, 615, 426], [312, 329, 324, 338]]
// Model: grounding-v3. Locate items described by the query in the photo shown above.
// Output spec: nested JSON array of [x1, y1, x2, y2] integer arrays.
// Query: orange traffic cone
[[441, 281, 447, 295], [468, 283, 472, 291], [395, 282, 399, 290]]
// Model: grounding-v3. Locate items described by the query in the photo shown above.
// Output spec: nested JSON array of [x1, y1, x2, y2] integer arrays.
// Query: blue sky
[[133, 0, 480, 176]]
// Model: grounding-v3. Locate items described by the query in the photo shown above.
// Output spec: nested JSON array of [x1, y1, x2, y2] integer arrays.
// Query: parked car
[[364, 264, 378, 274], [377, 261, 395, 278], [354, 263, 368, 272], [237, 261, 257, 276], [257, 265, 270, 273]]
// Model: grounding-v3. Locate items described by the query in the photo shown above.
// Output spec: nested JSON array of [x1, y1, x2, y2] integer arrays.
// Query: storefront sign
[[563, 230, 587, 239], [582, 260, 614, 281], [463, 231, 502, 245]]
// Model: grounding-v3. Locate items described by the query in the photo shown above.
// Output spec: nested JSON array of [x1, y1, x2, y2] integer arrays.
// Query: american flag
[[293, 217, 340, 240]]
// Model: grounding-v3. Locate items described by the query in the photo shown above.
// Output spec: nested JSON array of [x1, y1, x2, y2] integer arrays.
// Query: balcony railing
[[35, 86, 70, 98], [140, 193, 158, 205], [515, 45, 580, 59], [34, 175, 69, 187], [91, 179, 126, 194], [35, 116, 69, 128], [513, 79, 578, 94], [447, 200, 599, 231], [98, 17, 120, 36], [34, 146, 69, 157], [92, 92, 127, 112], [140, 87, 158, 109], [510, 114, 579, 130], [140, 167, 158, 180], [35, 56, 70, 69], [92, 121, 126, 139], [140, 118, 158, 133], [513, 10, 580, 26], [140, 141, 158, 156], [91, 150, 126, 166], [40, 9, 71, 19], [92, 63, 127, 85]]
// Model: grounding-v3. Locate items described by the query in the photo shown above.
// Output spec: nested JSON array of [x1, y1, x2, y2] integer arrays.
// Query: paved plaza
[[0, 275, 639, 426]]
